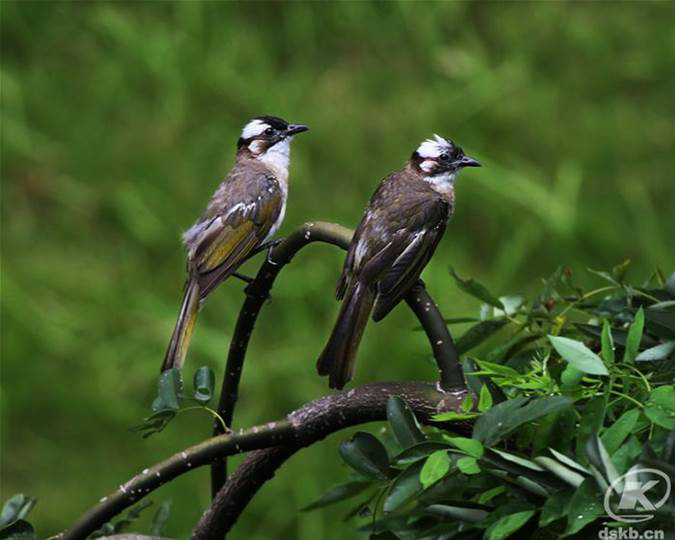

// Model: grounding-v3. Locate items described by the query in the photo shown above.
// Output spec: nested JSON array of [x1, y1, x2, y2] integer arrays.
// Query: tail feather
[[317, 281, 374, 389], [161, 278, 201, 372]]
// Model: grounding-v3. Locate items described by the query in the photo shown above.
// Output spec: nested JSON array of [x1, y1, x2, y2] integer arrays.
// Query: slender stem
[[211, 222, 465, 496], [609, 389, 644, 409], [193, 382, 469, 540]]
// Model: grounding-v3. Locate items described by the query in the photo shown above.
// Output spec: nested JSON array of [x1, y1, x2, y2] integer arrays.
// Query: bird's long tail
[[161, 278, 201, 372], [316, 281, 375, 389]]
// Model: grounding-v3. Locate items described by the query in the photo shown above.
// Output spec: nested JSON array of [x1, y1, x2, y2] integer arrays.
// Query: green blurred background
[[2, 1, 674, 538]]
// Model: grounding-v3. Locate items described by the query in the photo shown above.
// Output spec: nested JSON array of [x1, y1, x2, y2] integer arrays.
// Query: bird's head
[[237, 116, 309, 169], [411, 134, 480, 177]]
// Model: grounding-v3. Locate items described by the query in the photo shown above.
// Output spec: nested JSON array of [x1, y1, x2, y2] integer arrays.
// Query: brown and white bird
[[161, 116, 308, 372], [317, 135, 480, 389]]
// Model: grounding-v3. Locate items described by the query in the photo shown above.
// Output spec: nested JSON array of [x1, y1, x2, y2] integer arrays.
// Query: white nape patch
[[241, 119, 269, 139], [258, 137, 291, 172], [424, 171, 456, 197], [416, 133, 451, 159]]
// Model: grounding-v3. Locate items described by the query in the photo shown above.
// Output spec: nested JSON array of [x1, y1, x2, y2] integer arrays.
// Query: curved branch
[[211, 222, 464, 495], [193, 382, 468, 540], [63, 382, 466, 540]]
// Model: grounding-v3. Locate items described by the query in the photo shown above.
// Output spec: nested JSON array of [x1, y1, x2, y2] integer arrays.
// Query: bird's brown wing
[[369, 196, 450, 321], [190, 174, 282, 297]]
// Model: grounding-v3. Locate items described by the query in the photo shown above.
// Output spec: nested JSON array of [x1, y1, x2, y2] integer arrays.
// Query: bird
[[161, 116, 309, 372], [316, 134, 480, 389]]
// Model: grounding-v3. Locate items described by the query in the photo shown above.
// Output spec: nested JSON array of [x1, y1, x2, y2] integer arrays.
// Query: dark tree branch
[[193, 382, 469, 540], [211, 222, 353, 495], [62, 382, 467, 540], [211, 222, 465, 496], [405, 281, 465, 390]]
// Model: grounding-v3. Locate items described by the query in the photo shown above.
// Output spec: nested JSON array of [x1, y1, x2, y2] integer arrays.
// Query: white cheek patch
[[241, 119, 269, 139], [420, 159, 437, 173], [248, 139, 266, 155]]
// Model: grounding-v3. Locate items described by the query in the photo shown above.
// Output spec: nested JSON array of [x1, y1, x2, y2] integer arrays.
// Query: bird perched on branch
[[317, 135, 481, 389], [161, 116, 309, 372]]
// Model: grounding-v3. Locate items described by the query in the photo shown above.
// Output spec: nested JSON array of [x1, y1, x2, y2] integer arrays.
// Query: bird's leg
[[232, 272, 254, 284], [247, 239, 283, 260]]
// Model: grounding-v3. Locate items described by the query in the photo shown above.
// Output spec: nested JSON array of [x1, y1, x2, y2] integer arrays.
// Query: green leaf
[[193, 366, 215, 404], [666, 271, 675, 298], [461, 393, 474, 413], [478, 385, 493, 412], [301, 481, 371, 511], [485, 510, 535, 540], [456, 456, 481, 475], [0, 520, 36, 540], [491, 449, 545, 471], [612, 436, 643, 473], [612, 259, 631, 283], [587, 267, 619, 286], [478, 486, 506, 504], [636, 341, 675, 361], [644, 386, 675, 429], [548, 335, 608, 375], [0, 496, 36, 529], [419, 450, 450, 489], [540, 489, 573, 526], [425, 504, 489, 523], [386, 396, 425, 450], [473, 396, 573, 446], [150, 500, 171, 536], [560, 365, 584, 388], [563, 477, 603, 536], [443, 436, 484, 458], [431, 410, 479, 422], [601, 320, 615, 365], [455, 319, 509, 354], [450, 267, 504, 309], [153, 368, 184, 411], [624, 307, 645, 363], [601, 409, 640, 454], [339, 432, 391, 480], [534, 457, 584, 487], [645, 303, 675, 339], [394, 441, 451, 466], [383, 461, 423, 513], [548, 448, 589, 474], [575, 396, 606, 462], [494, 295, 524, 316], [585, 435, 620, 492]]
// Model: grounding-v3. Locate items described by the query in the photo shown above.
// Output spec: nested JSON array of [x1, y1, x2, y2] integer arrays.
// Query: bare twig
[[62, 382, 467, 540], [193, 382, 469, 539], [211, 222, 465, 495]]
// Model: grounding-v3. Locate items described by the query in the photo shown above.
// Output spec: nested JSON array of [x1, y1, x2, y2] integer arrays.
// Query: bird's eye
[[439, 153, 449, 161], [264, 127, 274, 135]]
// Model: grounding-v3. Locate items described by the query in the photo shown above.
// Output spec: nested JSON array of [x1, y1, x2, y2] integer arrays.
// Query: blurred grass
[[1, 2, 674, 538]]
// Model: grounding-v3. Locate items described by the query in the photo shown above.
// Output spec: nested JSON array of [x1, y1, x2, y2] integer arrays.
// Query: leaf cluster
[[307, 265, 675, 539]]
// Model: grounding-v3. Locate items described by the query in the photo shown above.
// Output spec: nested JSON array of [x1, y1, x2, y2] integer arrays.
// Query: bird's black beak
[[286, 124, 309, 136], [458, 155, 481, 168]]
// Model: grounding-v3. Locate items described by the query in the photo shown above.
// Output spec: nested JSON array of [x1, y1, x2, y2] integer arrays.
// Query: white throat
[[423, 171, 456, 197], [258, 137, 291, 174]]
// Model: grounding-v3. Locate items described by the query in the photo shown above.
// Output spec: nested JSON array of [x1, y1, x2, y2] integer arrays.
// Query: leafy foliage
[[305, 266, 675, 538], [0, 495, 36, 540], [132, 366, 223, 437]]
